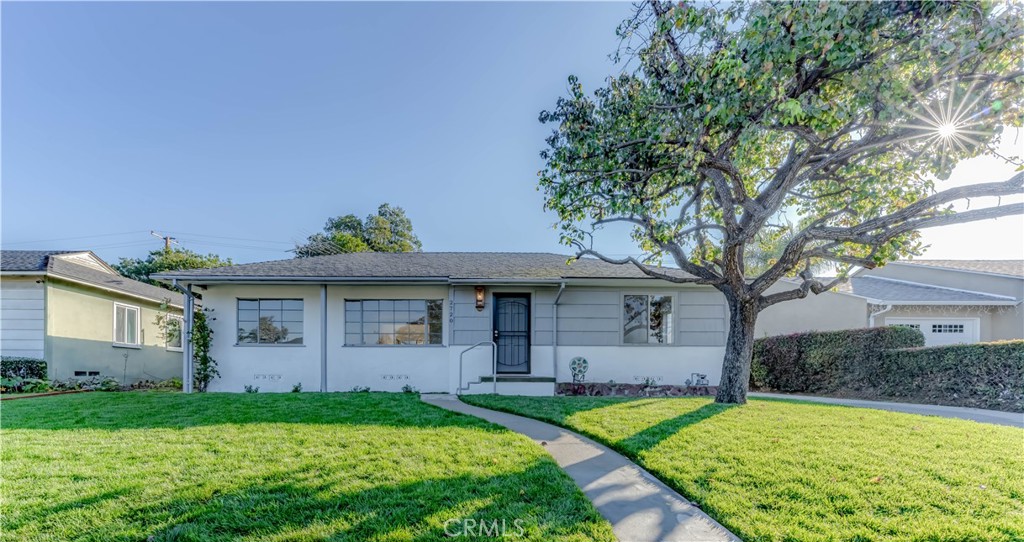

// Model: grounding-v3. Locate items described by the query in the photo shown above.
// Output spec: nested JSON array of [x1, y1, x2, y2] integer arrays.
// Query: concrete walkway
[[750, 392, 1023, 428], [421, 394, 740, 542]]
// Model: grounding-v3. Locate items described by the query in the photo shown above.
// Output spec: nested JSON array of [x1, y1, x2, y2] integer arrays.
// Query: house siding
[[44, 279, 182, 382], [0, 277, 45, 358]]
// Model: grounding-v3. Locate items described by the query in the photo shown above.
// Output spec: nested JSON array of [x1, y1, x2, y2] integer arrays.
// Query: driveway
[[750, 392, 1023, 428]]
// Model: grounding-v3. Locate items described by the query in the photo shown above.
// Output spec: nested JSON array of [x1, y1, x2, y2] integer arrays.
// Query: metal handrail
[[456, 340, 497, 395]]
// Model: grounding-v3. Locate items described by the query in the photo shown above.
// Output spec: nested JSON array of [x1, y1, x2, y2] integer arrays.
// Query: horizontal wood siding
[[451, 287, 490, 345], [449, 285, 728, 348], [677, 293, 727, 346], [0, 280, 45, 358]]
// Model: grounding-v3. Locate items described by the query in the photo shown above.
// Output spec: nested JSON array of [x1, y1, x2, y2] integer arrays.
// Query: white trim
[[112, 302, 141, 347], [165, 315, 184, 352], [889, 261, 1024, 280], [620, 291, 676, 346]]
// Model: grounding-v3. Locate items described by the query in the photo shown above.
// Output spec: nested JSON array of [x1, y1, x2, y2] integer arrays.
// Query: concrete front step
[[479, 375, 556, 383], [461, 377, 555, 396]]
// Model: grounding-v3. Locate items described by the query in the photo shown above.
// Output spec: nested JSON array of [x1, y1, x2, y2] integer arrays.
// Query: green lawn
[[461, 395, 1024, 542], [1, 392, 615, 542]]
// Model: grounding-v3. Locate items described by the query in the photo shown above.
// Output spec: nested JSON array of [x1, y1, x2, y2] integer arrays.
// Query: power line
[[163, 231, 293, 246], [2, 230, 150, 246]]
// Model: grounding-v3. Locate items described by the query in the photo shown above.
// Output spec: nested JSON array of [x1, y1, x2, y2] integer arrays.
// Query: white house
[[154, 252, 741, 395]]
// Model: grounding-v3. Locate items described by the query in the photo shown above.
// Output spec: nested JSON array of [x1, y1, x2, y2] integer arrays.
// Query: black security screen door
[[493, 294, 530, 374]]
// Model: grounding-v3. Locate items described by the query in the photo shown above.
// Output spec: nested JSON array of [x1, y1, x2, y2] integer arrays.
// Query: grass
[[461, 395, 1024, 542], [1, 392, 615, 542]]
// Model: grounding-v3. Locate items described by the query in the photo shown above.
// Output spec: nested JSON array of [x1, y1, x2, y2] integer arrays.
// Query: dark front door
[[493, 294, 530, 374]]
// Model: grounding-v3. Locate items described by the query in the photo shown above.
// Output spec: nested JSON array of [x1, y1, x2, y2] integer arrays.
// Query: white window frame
[[620, 292, 676, 346], [113, 302, 141, 348], [165, 315, 184, 352]]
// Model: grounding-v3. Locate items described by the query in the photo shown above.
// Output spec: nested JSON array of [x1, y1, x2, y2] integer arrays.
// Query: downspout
[[552, 282, 566, 385], [172, 280, 195, 394], [868, 304, 892, 328], [320, 285, 328, 392]]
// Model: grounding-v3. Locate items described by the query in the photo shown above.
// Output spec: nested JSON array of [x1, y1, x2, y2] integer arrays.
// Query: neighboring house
[[155, 252, 751, 395], [843, 260, 1024, 346], [0, 250, 185, 383]]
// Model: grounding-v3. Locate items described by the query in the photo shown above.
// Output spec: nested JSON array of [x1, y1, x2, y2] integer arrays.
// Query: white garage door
[[887, 318, 979, 346]]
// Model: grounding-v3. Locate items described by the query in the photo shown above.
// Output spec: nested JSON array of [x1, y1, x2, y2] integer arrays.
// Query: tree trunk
[[715, 296, 759, 404]]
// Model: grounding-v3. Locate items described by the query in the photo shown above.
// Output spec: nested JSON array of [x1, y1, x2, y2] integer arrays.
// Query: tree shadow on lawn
[[1, 392, 495, 432], [13, 461, 612, 542], [615, 402, 735, 454]]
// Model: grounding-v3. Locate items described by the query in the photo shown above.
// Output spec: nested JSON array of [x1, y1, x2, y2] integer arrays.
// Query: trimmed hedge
[[1, 357, 47, 380], [751, 327, 924, 393], [874, 341, 1024, 412], [751, 327, 1024, 412]]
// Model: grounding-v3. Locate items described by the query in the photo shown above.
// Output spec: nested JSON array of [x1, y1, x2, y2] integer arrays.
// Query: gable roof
[[1, 250, 183, 307], [834, 276, 1016, 305], [152, 252, 694, 282], [0, 250, 80, 272], [892, 260, 1024, 278]]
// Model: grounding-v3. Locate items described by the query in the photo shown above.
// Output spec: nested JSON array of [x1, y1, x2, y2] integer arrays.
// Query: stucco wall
[[201, 284, 322, 393], [326, 284, 451, 393], [45, 279, 182, 383], [0, 277, 45, 358], [755, 282, 868, 338]]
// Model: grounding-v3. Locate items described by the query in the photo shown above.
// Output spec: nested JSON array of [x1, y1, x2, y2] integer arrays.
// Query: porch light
[[475, 286, 485, 311]]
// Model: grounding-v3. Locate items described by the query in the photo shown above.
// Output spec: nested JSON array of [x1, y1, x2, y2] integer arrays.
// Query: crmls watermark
[[443, 518, 526, 538]]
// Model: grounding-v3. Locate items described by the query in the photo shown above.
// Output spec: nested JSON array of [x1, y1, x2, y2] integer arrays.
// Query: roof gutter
[[552, 281, 566, 385], [868, 304, 892, 327]]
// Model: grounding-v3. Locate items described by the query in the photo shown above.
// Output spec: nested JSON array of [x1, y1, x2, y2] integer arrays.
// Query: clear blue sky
[[2, 1, 640, 264]]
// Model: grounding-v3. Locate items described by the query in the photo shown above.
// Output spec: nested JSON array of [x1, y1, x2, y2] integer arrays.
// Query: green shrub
[[752, 328, 1024, 412], [751, 327, 923, 393], [874, 341, 1024, 411], [0, 357, 47, 380]]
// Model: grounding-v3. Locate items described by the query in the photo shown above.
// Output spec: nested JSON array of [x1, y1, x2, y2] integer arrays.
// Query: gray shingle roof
[[895, 260, 1024, 278], [1, 250, 183, 306], [836, 276, 1015, 304], [48, 258, 183, 307], [152, 252, 694, 282], [0, 250, 79, 271]]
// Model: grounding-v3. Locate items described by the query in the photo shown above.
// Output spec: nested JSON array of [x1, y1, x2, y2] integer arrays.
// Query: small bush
[[52, 376, 122, 392], [244, 385, 259, 393], [401, 384, 418, 394], [291, 383, 302, 393], [1, 357, 47, 380]]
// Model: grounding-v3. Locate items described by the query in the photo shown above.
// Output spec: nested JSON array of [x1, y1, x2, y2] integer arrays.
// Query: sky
[[2, 1, 1022, 267]]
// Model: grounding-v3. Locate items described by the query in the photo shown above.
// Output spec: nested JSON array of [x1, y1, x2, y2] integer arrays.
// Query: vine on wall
[[192, 309, 219, 392]]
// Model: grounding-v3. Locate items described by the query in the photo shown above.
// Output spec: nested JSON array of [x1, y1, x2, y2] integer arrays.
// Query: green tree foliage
[[294, 203, 423, 257], [114, 248, 231, 287], [539, 1, 1023, 403]]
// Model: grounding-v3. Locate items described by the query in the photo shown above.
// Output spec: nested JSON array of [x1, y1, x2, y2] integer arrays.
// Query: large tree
[[294, 203, 423, 257], [114, 248, 231, 288], [539, 1, 1023, 404]]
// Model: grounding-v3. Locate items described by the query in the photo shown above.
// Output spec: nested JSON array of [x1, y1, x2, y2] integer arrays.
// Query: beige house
[[0, 250, 184, 383], [846, 260, 1023, 346]]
